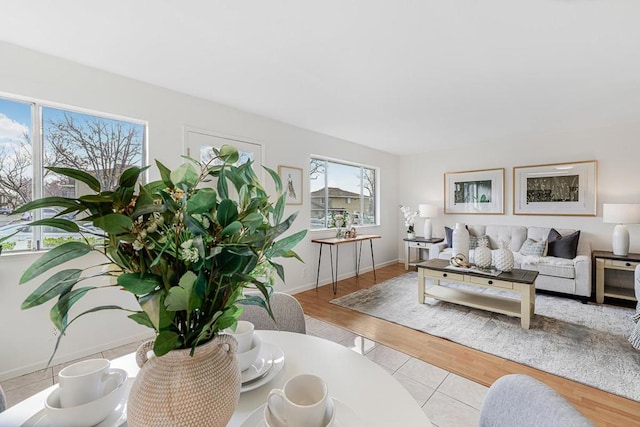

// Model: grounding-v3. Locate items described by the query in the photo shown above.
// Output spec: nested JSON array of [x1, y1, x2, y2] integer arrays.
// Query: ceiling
[[1, 1, 639, 156]]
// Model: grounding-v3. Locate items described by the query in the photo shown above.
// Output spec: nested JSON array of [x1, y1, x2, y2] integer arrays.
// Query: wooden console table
[[312, 234, 381, 294], [593, 250, 640, 303], [417, 259, 538, 329]]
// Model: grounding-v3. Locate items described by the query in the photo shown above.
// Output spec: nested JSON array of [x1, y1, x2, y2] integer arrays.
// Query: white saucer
[[239, 398, 361, 427], [242, 346, 274, 384], [240, 342, 285, 393], [264, 396, 335, 427], [21, 379, 133, 427]]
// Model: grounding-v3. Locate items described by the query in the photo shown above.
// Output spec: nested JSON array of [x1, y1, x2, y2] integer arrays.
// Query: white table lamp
[[603, 204, 640, 256], [418, 204, 438, 239]]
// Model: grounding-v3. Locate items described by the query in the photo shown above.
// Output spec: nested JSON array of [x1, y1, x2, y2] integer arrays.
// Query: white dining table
[[0, 330, 432, 426]]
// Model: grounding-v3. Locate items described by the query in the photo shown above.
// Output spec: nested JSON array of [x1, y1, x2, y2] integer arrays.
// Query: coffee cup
[[266, 374, 328, 427], [58, 358, 126, 408], [227, 320, 254, 353]]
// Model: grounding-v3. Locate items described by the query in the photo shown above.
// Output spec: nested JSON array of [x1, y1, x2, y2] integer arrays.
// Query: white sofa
[[434, 225, 591, 300]]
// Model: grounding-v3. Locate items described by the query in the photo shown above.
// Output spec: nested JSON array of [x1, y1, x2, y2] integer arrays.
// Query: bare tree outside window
[[43, 108, 144, 196]]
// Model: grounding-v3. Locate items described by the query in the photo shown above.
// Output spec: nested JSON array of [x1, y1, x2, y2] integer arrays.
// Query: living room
[[1, 2, 640, 426]]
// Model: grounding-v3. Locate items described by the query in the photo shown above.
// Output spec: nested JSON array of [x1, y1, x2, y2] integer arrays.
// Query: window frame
[[0, 92, 148, 253], [309, 155, 379, 230]]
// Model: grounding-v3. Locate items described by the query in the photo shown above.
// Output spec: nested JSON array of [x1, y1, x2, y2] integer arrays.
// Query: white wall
[[0, 42, 400, 379], [397, 120, 640, 257]]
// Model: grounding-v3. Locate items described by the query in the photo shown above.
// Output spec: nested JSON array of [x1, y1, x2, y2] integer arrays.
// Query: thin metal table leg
[[370, 239, 377, 281], [356, 241, 363, 277], [315, 244, 323, 290], [333, 245, 339, 294]]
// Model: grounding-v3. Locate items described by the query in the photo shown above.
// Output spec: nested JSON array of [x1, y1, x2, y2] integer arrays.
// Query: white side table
[[404, 237, 444, 270]]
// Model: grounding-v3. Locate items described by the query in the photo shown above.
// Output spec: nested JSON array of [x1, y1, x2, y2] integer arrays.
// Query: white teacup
[[266, 374, 329, 427], [227, 320, 255, 353], [58, 358, 125, 408]]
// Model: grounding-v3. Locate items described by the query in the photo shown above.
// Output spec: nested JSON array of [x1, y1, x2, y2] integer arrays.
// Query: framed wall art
[[278, 165, 303, 205], [513, 160, 597, 216], [444, 168, 505, 214]]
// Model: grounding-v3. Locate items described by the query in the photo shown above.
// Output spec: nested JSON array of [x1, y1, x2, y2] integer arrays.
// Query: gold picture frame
[[444, 168, 505, 214], [513, 160, 597, 216], [278, 165, 303, 205]]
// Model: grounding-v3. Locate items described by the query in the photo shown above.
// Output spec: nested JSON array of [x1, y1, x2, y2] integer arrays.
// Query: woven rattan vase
[[127, 334, 241, 427]]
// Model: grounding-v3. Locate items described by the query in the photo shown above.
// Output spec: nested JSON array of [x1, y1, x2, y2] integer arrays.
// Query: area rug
[[331, 272, 640, 402]]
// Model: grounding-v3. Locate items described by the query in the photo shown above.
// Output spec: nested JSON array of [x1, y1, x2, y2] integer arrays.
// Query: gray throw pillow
[[547, 229, 580, 259], [519, 238, 547, 257]]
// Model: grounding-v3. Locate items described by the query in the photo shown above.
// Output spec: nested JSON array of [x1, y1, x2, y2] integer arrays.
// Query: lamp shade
[[418, 204, 438, 218], [603, 204, 640, 224]]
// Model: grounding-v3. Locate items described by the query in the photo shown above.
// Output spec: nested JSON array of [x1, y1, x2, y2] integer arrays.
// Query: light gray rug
[[331, 272, 640, 402]]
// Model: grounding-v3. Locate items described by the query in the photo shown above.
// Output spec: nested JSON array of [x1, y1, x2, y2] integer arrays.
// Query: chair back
[[0, 384, 6, 412], [479, 374, 593, 427], [239, 292, 306, 334]]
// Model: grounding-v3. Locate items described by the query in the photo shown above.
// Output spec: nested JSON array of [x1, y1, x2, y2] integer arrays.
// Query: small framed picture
[[278, 165, 303, 205], [513, 160, 597, 216]]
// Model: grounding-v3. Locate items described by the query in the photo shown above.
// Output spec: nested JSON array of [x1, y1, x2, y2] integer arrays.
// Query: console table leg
[[370, 239, 376, 281], [521, 285, 533, 329], [333, 246, 339, 294], [418, 268, 426, 303], [315, 244, 323, 290]]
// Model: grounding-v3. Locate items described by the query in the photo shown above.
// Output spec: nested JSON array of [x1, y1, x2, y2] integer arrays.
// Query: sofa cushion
[[485, 225, 527, 252], [519, 256, 576, 279], [519, 238, 548, 257], [547, 229, 581, 259]]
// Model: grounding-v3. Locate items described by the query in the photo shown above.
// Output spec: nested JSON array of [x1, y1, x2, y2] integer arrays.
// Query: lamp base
[[612, 224, 630, 256], [423, 219, 433, 240]]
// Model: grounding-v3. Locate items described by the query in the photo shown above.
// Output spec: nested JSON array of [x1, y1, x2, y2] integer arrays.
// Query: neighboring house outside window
[[309, 157, 378, 229], [0, 95, 146, 252]]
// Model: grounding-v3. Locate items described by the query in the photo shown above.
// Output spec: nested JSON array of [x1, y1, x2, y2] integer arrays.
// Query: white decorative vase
[[494, 240, 514, 272], [474, 241, 492, 269], [407, 232, 416, 239], [452, 223, 470, 260], [127, 334, 241, 427]]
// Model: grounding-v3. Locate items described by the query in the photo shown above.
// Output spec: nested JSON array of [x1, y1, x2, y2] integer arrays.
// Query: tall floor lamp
[[603, 204, 640, 256], [418, 204, 438, 239]]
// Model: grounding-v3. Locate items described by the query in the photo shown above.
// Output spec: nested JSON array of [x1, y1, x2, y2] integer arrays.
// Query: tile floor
[[1, 317, 488, 427]]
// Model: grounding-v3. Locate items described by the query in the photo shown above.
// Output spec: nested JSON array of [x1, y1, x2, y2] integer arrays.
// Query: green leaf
[[50, 287, 95, 331], [266, 229, 308, 258], [242, 212, 264, 233], [274, 193, 285, 224], [128, 311, 155, 329], [154, 331, 181, 357], [93, 214, 133, 235], [27, 218, 79, 233], [13, 197, 80, 214], [187, 188, 217, 214], [220, 220, 242, 238], [21, 269, 83, 309], [269, 261, 285, 282], [117, 273, 162, 295], [170, 163, 199, 188], [78, 194, 114, 204], [47, 167, 101, 192], [20, 242, 92, 284], [144, 180, 168, 194], [155, 160, 174, 189], [165, 271, 197, 312], [139, 290, 164, 329], [264, 166, 282, 194], [217, 199, 238, 227], [219, 144, 239, 164], [119, 166, 149, 187], [184, 213, 208, 236]]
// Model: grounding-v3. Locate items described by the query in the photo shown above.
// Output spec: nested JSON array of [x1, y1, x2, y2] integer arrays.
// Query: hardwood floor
[[295, 263, 640, 427]]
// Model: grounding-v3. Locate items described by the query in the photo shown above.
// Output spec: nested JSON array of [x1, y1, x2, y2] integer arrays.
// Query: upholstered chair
[[239, 292, 306, 334], [0, 384, 6, 413], [479, 374, 593, 427], [630, 266, 640, 349]]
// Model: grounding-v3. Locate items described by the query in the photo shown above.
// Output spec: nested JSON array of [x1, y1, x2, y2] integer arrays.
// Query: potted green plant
[[13, 144, 306, 426]]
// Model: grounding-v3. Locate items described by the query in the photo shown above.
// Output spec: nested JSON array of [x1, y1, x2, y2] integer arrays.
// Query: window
[[309, 157, 378, 229], [0, 96, 145, 252]]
